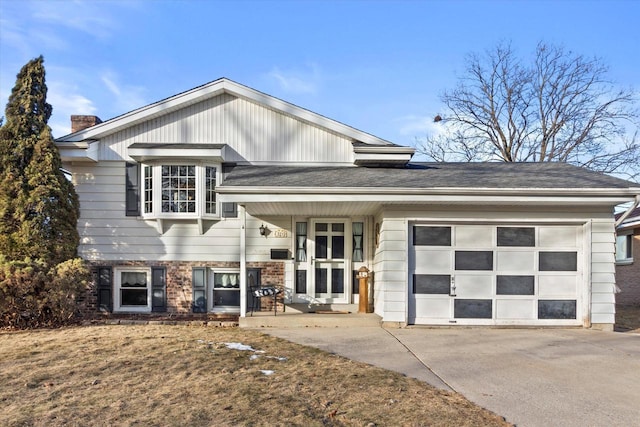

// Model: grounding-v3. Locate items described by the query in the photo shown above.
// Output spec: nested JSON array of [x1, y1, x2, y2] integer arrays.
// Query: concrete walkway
[[258, 326, 640, 427]]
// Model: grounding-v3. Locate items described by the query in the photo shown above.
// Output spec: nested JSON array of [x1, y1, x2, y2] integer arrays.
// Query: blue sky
[[1, 0, 639, 152]]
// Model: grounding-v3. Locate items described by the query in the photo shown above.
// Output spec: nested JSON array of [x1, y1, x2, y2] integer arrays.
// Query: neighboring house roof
[[56, 77, 403, 149], [221, 162, 638, 191], [616, 206, 640, 230]]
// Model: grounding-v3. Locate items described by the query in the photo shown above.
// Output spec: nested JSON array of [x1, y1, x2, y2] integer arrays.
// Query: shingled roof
[[221, 162, 638, 190]]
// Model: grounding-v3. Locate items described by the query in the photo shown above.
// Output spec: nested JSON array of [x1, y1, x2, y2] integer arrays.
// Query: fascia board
[[217, 186, 640, 197], [353, 154, 414, 165], [128, 146, 225, 162], [57, 81, 228, 142], [57, 141, 98, 162], [55, 78, 396, 147], [220, 193, 632, 205], [353, 145, 416, 154]]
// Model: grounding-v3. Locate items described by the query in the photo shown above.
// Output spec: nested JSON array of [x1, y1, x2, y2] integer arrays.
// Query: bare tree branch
[[415, 41, 639, 181]]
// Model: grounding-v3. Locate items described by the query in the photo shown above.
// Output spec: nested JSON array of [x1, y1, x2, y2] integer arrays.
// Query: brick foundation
[[80, 260, 286, 318]]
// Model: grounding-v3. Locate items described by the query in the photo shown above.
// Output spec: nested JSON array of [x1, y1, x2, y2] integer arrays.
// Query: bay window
[[141, 163, 219, 218]]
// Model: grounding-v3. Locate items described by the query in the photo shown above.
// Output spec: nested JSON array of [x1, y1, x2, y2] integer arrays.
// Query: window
[[114, 268, 151, 313], [414, 226, 451, 246], [352, 222, 364, 262], [497, 227, 535, 247], [212, 271, 240, 312], [295, 222, 307, 262], [205, 166, 216, 214], [161, 165, 196, 213], [616, 233, 633, 263], [143, 165, 153, 214], [141, 163, 224, 218]]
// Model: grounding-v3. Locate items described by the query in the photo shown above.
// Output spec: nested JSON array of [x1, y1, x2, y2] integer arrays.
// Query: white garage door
[[408, 224, 583, 326]]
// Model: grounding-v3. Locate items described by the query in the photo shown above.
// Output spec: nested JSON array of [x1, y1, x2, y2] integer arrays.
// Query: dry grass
[[615, 305, 640, 333], [0, 325, 509, 427]]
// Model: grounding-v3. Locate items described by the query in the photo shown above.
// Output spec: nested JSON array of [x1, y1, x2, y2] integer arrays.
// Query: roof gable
[[55, 78, 404, 149]]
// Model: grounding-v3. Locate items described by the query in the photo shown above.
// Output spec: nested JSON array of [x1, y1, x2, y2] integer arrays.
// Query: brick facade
[[80, 260, 286, 317], [616, 230, 640, 306]]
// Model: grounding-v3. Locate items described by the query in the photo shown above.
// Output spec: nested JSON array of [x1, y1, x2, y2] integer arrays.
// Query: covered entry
[[408, 223, 583, 325]]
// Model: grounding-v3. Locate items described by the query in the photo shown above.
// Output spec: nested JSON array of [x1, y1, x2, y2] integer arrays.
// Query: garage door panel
[[413, 298, 450, 318], [455, 275, 492, 298], [496, 250, 535, 271], [538, 275, 578, 296], [539, 226, 578, 247], [496, 299, 535, 319], [413, 249, 451, 272], [413, 274, 450, 294], [454, 299, 492, 318], [455, 226, 493, 247]]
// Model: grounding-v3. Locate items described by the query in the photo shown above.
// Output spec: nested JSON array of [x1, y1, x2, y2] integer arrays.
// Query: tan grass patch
[[0, 325, 510, 426]]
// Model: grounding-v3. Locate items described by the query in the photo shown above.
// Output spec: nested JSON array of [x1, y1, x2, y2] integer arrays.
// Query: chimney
[[71, 115, 102, 133]]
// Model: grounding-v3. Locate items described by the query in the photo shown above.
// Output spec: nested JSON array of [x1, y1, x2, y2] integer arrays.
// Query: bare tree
[[417, 42, 639, 180]]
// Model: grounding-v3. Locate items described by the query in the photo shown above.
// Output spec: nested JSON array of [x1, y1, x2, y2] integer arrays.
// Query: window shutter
[[97, 267, 112, 312], [151, 267, 166, 312], [221, 202, 237, 218], [192, 267, 207, 313], [125, 162, 140, 216]]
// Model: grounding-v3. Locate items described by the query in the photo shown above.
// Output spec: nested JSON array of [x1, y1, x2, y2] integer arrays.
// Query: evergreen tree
[[0, 56, 80, 265]]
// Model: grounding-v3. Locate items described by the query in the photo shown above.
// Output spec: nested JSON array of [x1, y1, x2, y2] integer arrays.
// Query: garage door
[[408, 224, 583, 326]]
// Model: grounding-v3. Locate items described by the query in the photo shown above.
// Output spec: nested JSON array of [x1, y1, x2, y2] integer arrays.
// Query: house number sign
[[274, 229, 288, 238]]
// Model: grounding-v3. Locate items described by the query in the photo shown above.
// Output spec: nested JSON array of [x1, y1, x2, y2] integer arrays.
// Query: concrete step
[[239, 311, 381, 328]]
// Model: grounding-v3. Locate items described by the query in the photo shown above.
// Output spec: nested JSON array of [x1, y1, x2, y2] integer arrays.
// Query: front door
[[309, 220, 350, 303]]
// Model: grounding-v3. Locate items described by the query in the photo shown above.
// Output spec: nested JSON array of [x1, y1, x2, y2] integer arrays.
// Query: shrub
[[0, 257, 90, 329]]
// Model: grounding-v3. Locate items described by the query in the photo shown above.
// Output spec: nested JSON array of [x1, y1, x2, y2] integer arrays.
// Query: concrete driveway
[[260, 327, 640, 427]]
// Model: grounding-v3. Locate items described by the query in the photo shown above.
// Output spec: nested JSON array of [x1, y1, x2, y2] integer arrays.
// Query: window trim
[[209, 268, 241, 313], [616, 232, 634, 264], [140, 161, 221, 220], [113, 267, 152, 313]]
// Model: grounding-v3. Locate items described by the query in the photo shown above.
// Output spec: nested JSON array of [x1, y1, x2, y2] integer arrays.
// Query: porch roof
[[221, 162, 636, 190], [217, 163, 639, 216]]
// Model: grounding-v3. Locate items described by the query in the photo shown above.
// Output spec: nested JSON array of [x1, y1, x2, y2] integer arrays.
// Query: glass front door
[[310, 220, 350, 303]]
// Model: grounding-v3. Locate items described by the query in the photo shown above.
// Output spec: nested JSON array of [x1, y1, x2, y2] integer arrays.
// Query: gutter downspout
[[615, 195, 640, 228]]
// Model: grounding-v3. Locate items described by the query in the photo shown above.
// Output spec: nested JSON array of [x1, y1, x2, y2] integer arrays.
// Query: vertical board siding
[[99, 94, 353, 164]]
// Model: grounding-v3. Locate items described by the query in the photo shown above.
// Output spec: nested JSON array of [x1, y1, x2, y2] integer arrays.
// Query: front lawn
[[0, 325, 509, 427]]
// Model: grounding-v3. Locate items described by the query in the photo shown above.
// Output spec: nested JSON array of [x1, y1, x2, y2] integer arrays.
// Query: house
[[615, 206, 640, 305], [55, 78, 640, 330]]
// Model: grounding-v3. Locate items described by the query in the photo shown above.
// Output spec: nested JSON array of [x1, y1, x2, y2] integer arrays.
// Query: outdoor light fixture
[[259, 224, 267, 236]]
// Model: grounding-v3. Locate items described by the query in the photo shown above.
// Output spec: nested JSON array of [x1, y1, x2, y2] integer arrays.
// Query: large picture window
[[162, 165, 196, 213], [141, 163, 220, 218]]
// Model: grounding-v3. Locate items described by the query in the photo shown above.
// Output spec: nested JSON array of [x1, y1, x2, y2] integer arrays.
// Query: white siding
[[98, 94, 354, 164], [590, 219, 617, 325], [373, 212, 407, 323], [70, 161, 293, 262]]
